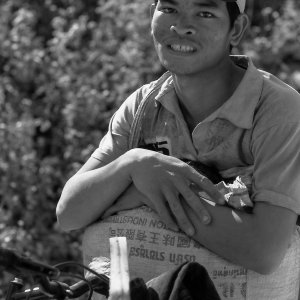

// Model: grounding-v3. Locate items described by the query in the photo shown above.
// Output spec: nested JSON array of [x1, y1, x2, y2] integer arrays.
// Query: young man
[[57, 0, 300, 277]]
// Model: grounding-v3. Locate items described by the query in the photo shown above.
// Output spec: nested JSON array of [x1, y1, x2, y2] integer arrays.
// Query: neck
[[172, 57, 245, 130]]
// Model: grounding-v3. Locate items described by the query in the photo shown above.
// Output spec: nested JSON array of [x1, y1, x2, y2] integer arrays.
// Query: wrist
[[119, 149, 141, 179], [123, 148, 155, 179]]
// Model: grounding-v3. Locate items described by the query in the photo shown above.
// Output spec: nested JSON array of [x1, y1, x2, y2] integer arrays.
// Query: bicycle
[[1, 238, 225, 300], [0, 247, 109, 300]]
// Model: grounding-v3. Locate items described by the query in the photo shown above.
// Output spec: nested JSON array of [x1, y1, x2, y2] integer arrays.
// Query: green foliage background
[[0, 0, 299, 294]]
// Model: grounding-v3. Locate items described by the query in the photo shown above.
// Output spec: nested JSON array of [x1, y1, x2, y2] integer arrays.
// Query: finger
[[187, 169, 226, 205], [178, 181, 211, 225], [190, 183, 216, 206], [163, 188, 195, 236], [152, 193, 179, 232]]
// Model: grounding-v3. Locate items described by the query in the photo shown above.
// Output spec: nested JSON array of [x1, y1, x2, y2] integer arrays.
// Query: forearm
[[56, 152, 133, 231], [184, 201, 297, 274]]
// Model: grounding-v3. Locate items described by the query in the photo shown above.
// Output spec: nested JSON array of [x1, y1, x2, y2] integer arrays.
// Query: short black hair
[[226, 2, 240, 27], [153, 1, 241, 28]]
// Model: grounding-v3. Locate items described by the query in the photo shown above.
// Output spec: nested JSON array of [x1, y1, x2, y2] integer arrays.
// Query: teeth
[[170, 44, 195, 52]]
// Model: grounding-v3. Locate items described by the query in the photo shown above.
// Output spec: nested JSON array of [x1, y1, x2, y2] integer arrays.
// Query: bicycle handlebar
[[0, 247, 110, 299], [69, 274, 109, 298], [11, 275, 109, 299], [0, 247, 59, 278], [38, 272, 109, 299]]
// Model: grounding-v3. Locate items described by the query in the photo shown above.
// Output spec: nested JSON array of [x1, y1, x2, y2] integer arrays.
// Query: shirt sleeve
[[251, 121, 300, 214], [91, 87, 144, 165]]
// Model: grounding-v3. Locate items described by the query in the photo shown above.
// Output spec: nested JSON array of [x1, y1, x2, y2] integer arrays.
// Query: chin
[[159, 55, 206, 76], [161, 61, 200, 76]]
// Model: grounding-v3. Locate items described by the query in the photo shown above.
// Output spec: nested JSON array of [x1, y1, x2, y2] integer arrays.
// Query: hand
[[127, 149, 226, 236], [102, 185, 150, 219]]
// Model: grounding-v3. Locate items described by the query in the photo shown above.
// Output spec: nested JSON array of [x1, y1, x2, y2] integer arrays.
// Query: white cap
[[236, 0, 246, 13]]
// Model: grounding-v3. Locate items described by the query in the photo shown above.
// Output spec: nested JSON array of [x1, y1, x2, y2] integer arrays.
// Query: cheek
[[151, 17, 170, 43], [213, 22, 231, 42], [208, 28, 230, 46]]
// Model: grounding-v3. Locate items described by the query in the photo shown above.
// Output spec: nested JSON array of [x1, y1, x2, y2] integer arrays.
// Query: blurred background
[[0, 0, 300, 294]]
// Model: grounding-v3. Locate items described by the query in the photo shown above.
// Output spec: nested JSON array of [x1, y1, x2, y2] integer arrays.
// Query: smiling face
[[151, 0, 241, 76]]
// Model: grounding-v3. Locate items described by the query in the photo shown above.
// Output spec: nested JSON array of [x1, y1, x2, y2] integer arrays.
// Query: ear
[[230, 13, 249, 47], [150, 3, 156, 18]]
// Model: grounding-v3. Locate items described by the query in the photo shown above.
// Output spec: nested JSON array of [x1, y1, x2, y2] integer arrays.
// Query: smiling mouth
[[168, 44, 197, 53]]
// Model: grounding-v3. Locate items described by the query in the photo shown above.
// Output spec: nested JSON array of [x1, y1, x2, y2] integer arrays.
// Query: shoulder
[[258, 69, 300, 114], [253, 70, 300, 136], [109, 73, 171, 133], [118, 73, 171, 116]]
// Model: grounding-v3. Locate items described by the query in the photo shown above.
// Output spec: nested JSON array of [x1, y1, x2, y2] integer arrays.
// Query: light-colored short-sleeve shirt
[[92, 56, 300, 214]]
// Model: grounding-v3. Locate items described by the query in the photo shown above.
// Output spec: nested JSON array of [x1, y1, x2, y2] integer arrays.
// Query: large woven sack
[[83, 206, 300, 300]]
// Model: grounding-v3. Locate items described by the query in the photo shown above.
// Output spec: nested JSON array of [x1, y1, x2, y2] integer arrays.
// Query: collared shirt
[[92, 56, 300, 214]]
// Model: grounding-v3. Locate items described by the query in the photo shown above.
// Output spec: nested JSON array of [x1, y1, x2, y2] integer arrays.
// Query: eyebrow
[[159, 0, 220, 8]]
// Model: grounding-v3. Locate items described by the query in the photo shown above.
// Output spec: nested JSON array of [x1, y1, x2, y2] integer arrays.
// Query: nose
[[170, 20, 196, 36]]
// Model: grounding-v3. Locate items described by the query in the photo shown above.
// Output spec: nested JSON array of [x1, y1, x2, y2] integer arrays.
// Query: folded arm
[[56, 153, 133, 231], [102, 183, 297, 275], [56, 148, 223, 232], [57, 147, 297, 275], [184, 200, 297, 274]]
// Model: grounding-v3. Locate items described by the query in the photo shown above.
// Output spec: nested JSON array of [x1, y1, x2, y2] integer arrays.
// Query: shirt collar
[[154, 56, 264, 129]]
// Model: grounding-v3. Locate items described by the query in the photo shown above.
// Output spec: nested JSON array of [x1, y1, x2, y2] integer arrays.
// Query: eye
[[160, 7, 177, 14], [197, 11, 214, 18]]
